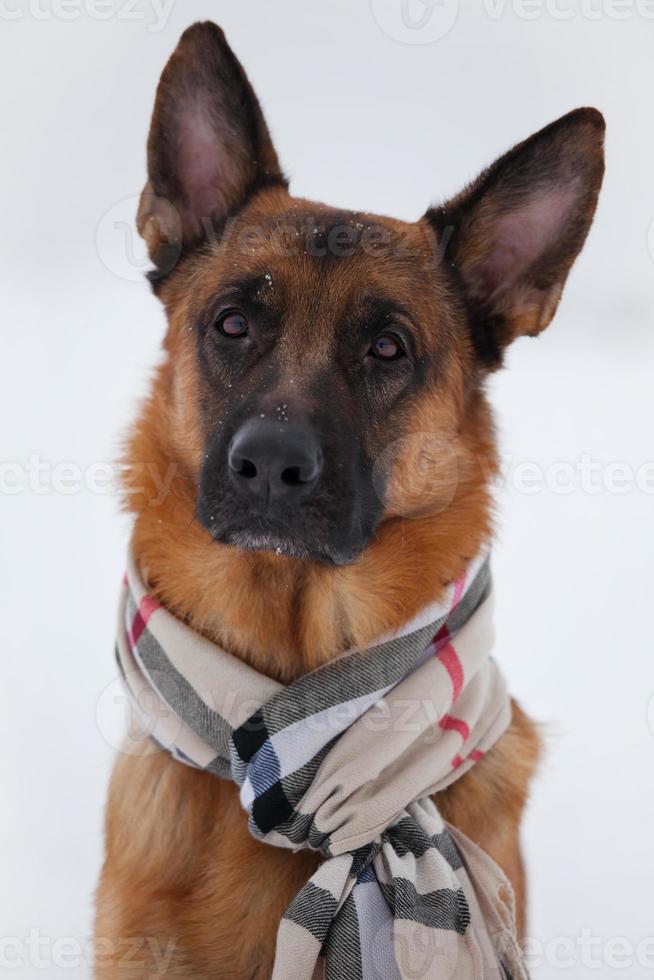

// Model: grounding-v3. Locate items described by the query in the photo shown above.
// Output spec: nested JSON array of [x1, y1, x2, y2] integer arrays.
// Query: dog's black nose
[[228, 418, 322, 503]]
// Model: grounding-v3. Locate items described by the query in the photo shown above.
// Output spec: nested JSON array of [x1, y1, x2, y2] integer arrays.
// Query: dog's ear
[[137, 21, 285, 273], [427, 108, 605, 368]]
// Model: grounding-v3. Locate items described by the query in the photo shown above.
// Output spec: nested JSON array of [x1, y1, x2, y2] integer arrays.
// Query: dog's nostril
[[281, 466, 302, 487], [234, 457, 257, 479]]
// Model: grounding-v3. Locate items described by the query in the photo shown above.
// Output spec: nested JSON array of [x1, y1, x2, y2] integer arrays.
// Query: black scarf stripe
[[322, 893, 364, 980], [283, 881, 339, 942], [384, 820, 464, 869], [379, 879, 471, 933]]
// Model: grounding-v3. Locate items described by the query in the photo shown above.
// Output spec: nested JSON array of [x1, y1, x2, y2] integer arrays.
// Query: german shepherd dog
[[95, 21, 604, 978]]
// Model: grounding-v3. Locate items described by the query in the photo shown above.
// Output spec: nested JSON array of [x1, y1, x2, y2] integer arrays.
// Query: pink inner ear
[[476, 183, 580, 303], [177, 99, 231, 228]]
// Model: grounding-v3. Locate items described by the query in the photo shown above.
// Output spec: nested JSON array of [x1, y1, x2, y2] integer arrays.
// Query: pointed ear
[[137, 22, 286, 273], [426, 108, 605, 367]]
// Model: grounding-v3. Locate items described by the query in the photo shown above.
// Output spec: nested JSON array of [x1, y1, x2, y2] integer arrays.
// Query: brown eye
[[370, 333, 403, 360], [216, 310, 248, 338]]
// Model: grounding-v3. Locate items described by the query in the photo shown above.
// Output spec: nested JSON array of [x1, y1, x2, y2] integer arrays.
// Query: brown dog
[[94, 21, 604, 979]]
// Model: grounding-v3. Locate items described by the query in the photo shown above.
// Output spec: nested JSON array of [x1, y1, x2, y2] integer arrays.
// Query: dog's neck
[[128, 507, 493, 685], [125, 405, 495, 683]]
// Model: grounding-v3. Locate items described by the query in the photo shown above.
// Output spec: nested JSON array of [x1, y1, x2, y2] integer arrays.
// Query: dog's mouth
[[203, 517, 362, 567], [221, 524, 311, 560]]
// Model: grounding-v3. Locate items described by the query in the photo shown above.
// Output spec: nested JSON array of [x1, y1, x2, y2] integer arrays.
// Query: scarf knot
[[115, 550, 528, 979]]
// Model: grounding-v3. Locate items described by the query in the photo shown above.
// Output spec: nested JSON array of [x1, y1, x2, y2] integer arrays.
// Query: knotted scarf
[[115, 549, 528, 980]]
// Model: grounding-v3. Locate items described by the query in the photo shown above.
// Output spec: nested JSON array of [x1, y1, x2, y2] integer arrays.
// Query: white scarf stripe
[[240, 683, 396, 812]]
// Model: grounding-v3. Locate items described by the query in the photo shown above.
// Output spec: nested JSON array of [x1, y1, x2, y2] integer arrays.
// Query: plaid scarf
[[115, 550, 527, 980]]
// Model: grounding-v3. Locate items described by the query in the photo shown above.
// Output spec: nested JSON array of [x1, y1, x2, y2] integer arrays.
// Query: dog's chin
[[205, 522, 362, 567]]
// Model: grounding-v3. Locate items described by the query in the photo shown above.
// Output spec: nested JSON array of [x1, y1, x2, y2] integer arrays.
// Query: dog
[[94, 21, 604, 979]]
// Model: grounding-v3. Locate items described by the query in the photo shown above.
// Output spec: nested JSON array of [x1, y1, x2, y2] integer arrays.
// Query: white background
[[1, 1, 653, 977]]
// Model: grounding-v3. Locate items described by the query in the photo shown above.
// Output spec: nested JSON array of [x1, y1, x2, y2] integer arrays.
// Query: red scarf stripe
[[439, 713, 470, 741], [128, 594, 160, 648], [437, 643, 465, 703], [451, 748, 485, 770]]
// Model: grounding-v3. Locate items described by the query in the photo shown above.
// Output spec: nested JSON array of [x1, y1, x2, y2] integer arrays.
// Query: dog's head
[[134, 22, 604, 567]]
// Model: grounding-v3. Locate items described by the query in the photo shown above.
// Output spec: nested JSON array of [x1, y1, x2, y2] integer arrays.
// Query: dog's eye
[[369, 333, 404, 360], [216, 310, 248, 338]]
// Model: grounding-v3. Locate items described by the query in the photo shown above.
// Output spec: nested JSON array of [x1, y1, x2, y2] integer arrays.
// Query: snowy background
[[1, 1, 653, 976]]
